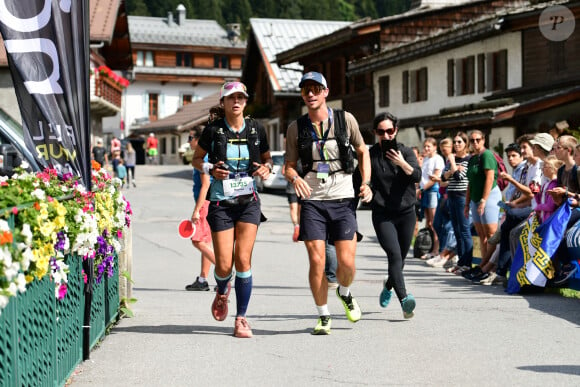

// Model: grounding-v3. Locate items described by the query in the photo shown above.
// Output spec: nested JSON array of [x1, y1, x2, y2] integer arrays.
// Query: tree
[[126, 0, 150, 16]]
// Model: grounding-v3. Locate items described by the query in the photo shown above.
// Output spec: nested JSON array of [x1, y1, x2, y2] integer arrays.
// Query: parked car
[[178, 142, 194, 165], [255, 150, 286, 192], [0, 108, 40, 175]]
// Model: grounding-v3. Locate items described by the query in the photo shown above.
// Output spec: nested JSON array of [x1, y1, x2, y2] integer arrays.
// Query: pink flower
[[11, 206, 18, 215], [117, 229, 123, 239], [57, 283, 68, 300]]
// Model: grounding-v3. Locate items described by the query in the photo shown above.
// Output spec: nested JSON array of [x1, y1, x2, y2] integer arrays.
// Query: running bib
[[223, 175, 254, 197]]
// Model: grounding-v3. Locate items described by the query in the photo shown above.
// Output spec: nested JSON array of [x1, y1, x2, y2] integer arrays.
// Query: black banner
[[0, 0, 91, 188]]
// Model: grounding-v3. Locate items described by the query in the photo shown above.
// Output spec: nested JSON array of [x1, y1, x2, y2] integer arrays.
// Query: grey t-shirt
[[286, 110, 364, 200]]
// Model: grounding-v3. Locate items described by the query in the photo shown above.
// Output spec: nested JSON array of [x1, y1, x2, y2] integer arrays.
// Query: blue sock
[[235, 270, 252, 317], [215, 272, 232, 295]]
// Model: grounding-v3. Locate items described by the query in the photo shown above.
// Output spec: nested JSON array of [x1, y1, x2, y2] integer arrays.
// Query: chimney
[[167, 11, 173, 26], [176, 4, 186, 26], [226, 23, 241, 45]]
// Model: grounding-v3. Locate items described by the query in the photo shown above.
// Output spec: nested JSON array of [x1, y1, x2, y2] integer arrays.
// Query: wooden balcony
[[90, 74, 122, 116]]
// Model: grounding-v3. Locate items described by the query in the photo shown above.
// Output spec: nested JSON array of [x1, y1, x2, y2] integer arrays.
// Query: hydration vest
[[208, 118, 262, 175], [297, 109, 355, 177]]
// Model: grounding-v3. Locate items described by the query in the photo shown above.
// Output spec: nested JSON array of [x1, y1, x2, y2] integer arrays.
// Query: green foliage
[[125, 0, 412, 22]]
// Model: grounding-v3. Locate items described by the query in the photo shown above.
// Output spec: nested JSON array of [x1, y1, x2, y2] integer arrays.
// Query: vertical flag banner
[[507, 201, 572, 294], [0, 0, 91, 188]]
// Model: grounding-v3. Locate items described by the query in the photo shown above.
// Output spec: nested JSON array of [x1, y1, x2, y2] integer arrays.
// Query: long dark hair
[[373, 112, 399, 130]]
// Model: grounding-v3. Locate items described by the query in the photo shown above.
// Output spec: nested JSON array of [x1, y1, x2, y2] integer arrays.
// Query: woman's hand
[[477, 201, 485, 216], [464, 205, 470, 220], [359, 184, 373, 203], [191, 210, 200, 224], [385, 149, 404, 166], [211, 161, 229, 180]]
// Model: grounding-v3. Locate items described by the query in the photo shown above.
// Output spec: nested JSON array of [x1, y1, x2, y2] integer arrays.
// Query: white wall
[[374, 32, 522, 120], [124, 81, 220, 132]]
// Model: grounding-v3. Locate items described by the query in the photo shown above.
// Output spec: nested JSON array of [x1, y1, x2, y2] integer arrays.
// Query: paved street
[[71, 165, 580, 386]]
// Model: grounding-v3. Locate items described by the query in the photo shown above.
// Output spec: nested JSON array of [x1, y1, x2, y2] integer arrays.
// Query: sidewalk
[[70, 165, 580, 386]]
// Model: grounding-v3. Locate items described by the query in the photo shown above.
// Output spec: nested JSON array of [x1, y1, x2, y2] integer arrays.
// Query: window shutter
[[498, 49, 507, 91], [402, 71, 409, 104], [477, 54, 485, 93], [447, 59, 454, 96]]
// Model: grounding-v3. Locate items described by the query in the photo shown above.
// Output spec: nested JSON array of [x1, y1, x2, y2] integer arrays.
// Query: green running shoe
[[401, 294, 416, 319], [311, 315, 332, 335], [336, 287, 361, 323]]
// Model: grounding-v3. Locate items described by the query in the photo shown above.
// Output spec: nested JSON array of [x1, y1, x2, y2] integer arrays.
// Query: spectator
[[116, 158, 127, 188], [124, 142, 137, 188], [463, 130, 501, 279], [419, 137, 444, 259], [146, 132, 159, 164], [91, 139, 108, 168], [534, 155, 563, 223]]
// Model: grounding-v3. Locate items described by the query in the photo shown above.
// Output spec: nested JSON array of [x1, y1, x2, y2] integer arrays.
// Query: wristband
[[291, 175, 299, 183], [363, 181, 371, 187], [479, 198, 486, 204], [202, 162, 214, 175]]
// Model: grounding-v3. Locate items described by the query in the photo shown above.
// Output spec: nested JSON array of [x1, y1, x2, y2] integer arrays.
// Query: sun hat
[[220, 81, 248, 99], [529, 132, 555, 153], [298, 71, 327, 88]]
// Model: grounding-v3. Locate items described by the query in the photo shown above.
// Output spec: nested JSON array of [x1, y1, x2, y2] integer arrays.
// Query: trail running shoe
[[185, 277, 209, 291], [401, 294, 416, 319], [379, 288, 392, 308], [234, 317, 253, 338], [211, 282, 231, 321], [336, 287, 361, 323], [311, 315, 332, 335]]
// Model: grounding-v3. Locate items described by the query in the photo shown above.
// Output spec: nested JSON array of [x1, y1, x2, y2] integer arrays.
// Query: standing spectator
[[464, 130, 501, 269], [124, 142, 137, 188], [284, 71, 372, 335], [368, 112, 421, 318], [111, 136, 121, 154], [412, 146, 423, 238], [419, 137, 444, 259], [91, 139, 108, 169], [427, 137, 454, 266], [146, 132, 158, 164], [192, 81, 272, 338], [116, 158, 127, 188], [186, 126, 216, 292], [440, 132, 472, 272], [111, 150, 121, 177]]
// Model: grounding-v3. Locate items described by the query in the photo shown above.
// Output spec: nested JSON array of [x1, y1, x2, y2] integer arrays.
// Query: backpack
[[413, 228, 433, 258], [479, 151, 508, 191]]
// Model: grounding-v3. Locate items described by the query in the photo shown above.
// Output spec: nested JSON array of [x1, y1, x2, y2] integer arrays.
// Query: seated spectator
[[534, 155, 562, 223]]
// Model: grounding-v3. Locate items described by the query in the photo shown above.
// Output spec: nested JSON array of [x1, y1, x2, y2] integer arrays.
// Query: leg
[[305, 240, 328, 306], [232, 222, 258, 318], [324, 241, 338, 285], [425, 206, 438, 254], [334, 236, 357, 288]]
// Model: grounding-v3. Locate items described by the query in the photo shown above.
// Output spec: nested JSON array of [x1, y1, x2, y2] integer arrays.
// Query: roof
[[247, 18, 350, 93], [128, 15, 245, 48], [134, 92, 220, 133], [90, 0, 121, 42]]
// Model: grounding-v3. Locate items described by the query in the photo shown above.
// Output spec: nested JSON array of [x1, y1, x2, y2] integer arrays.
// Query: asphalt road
[[71, 165, 580, 386]]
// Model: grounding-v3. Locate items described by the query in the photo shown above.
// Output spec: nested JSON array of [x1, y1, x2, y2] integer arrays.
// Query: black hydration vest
[[208, 118, 262, 175], [297, 109, 355, 177]]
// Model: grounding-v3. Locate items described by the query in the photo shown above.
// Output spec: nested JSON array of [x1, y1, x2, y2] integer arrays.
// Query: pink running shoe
[[234, 317, 253, 338], [211, 281, 231, 321]]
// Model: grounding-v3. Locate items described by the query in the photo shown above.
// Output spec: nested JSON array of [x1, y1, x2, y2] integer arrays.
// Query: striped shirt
[[445, 155, 470, 194]]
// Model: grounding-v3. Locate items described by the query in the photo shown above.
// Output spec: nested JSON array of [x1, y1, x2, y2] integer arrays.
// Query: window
[[457, 56, 475, 95], [171, 136, 177, 153], [214, 55, 229, 69], [176, 53, 192, 67], [181, 94, 192, 106], [408, 67, 428, 102], [487, 49, 507, 92], [378, 76, 389, 107], [160, 138, 166, 154], [145, 51, 154, 67], [136, 51, 143, 66], [148, 93, 158, 121]]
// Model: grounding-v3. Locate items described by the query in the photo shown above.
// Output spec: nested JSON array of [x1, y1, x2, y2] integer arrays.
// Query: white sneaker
[[426, 255, 441, 266], [430, 257, 449, 268], [443, 257, 457, 269]]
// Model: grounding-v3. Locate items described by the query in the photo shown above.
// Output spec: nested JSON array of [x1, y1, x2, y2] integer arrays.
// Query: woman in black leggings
[[368, 112, 421, 319]]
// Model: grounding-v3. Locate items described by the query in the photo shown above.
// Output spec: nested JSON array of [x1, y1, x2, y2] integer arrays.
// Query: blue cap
[[298, 72, 327, 88]]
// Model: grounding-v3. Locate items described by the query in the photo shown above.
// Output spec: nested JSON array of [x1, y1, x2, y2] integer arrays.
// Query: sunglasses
[[469, 138, 483, 144], [188, 135, 195, 142], [375, 128, 396, 136], [453, 140, 464, 144], [301, 84, 325, 96]]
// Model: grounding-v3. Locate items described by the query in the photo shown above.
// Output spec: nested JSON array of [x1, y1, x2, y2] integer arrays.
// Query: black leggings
[[372, 206, 416, 301], [126, 166, 135, 184]]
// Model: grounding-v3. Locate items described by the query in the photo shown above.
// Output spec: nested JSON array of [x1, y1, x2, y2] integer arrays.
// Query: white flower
[[0, 219, 9, 232], [21, 223, 33, 245], [7, 282, 17, 296], [31, 188, 46, 200], [20, 247, 33, 271], [0, 294, 9, 311], [16, 274, 26, 293]]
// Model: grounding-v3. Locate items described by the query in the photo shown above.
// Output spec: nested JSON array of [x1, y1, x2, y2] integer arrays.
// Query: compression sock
[[235, 270, 253, 317], [316, 304, 330, 317], [215, 272, 232, 295]]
